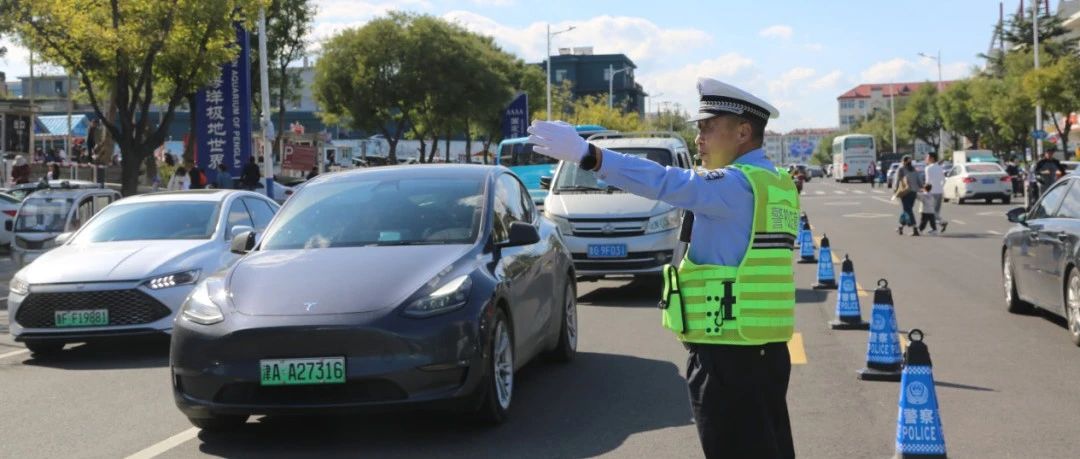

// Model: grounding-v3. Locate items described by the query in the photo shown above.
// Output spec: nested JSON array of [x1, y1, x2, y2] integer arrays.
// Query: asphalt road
[[1, 178, 1078, 458]]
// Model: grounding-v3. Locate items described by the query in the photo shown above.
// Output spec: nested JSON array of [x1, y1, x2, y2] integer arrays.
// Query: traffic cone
[[894, 329, 947, 458], [829, 254, 869, 330], [858, 279, 903, 381], [811, 234, 836, 290], [797, 218, 816, 264], [795, 213, 810, 248]]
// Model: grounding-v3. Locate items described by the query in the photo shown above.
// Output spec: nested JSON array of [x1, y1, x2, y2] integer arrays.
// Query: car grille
[[213, 380, 408, 405], [15, 236, 50, 250], [569, 218, 647, 238], [14, 289, 172, 328], [572, 250, 672, 272]]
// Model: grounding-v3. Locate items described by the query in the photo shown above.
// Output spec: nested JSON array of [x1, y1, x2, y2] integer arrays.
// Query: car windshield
[[499, 142, 555, 167], [70, 201, 220, 244], [260, 177, 485, 249], [965, 164, 1003, 173], [555, 148, 674, 192], [14, 197, 72, 233]]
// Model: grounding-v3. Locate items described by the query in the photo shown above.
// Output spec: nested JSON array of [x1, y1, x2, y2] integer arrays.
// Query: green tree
[[811, 132, 838, 166], [853, 106, 908, 154], [2, 0, 265, 195], [897, 84, 943, 152], [1023, 54, 1080, 153], [983, 11, 1076, 77], [263, 0, 316, 157], [938, 79, 997, 149]]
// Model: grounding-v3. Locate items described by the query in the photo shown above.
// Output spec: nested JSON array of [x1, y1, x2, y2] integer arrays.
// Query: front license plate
[[981, 178, 995, 185], [54, 309, 108, 327], [259, 357, 346, 386], [588, 244, 627, 258]]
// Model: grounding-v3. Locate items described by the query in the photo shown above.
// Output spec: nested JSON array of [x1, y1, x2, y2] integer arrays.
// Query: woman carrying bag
[[894, 155, 923, 236]]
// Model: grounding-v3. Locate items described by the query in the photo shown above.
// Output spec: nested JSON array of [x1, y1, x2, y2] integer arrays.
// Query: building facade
[[763, 128, 841, 165], [537, 48, 646, 116], [838, 81, 956, 159]]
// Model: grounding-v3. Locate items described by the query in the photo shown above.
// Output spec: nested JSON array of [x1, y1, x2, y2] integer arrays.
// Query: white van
[[7, 186, 122, 266], [542, 132, 691, 280], [952, 150, 999, 165], [832, 134, 876, 183]]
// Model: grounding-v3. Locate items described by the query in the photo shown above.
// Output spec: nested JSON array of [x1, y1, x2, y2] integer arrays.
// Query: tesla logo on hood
[[304, 302, 318, 312]]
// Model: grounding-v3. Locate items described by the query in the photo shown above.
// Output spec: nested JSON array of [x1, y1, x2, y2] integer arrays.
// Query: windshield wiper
[[556, 185, 606, 192]]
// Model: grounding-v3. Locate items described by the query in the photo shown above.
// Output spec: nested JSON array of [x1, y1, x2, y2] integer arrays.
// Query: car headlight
[[646, 210, 682, 234], [145, 270, 200, 290], [9, 276, 29, 296], [403, 275, 472, 318], [547, 213, 574, 236], [180, 277, 227, 325]]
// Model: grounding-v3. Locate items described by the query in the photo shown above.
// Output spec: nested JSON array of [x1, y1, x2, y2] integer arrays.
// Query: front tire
[[1003, 196, 1012, 205], [547, 281, 578, 363], [476, 309, 514, 424], [1065, 268, 1080, 346], [25, 341, 64, 356], [188, 414, 247, 432], [1004, 252, 1034, 314]]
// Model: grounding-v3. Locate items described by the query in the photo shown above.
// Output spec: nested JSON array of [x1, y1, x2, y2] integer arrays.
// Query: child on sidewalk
[[917, 183, 938, 235]]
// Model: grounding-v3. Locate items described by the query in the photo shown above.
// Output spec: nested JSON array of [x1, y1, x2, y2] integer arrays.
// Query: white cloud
[[441, 12, 711, 64], [808, 70, 843, 90], [759, 25, 793, 40], [768, 66, 816, 94], [470, 0, 514, 5], [309, 0, 434, 48], [637, 53, 758, 116], [859, 57, 972, 83]]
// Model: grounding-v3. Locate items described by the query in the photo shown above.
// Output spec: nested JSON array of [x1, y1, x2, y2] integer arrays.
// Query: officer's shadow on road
[[577, 276, 663, 307], [195, 352, 694, 459], [21, 337, 169, 370]]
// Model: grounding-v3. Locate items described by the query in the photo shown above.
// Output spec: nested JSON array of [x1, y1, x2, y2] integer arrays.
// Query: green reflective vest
[[660, 164, 800, 345]]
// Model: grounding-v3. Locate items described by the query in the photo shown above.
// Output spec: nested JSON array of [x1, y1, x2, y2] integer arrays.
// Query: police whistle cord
[[858, 279, 904, 382], [829, 254, 870, 330], [811, 234, 837, 290], [894, 329, 947, 458]]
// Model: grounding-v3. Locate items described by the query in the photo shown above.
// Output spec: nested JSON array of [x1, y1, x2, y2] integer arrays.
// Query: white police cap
[[687, 77, 779, 124]]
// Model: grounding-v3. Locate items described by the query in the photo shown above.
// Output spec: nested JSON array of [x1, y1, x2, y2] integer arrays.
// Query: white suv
[[542, 132, 691, 280]]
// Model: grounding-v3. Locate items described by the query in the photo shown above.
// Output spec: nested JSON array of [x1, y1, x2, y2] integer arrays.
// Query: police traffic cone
[[829, 255, 869, 330], [797, 219, 816, 264], [795, 213, 810, 248], [894, 329, 947, 458], [858, 279, 903, 381], [811, 235, 836, 289]]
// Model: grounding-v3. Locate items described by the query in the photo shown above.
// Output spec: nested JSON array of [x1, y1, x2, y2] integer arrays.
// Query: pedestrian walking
[[867, 160, 877, 189], [158, 154, 177, 192], [923, 153, 948, 232], [917, 184, 938, 235], [11, 155, 31, 185], [527, 77, 798, 459], [168, 166, 191, 191], [894, 155, 922, 236], [1005, 159, 1023, 197], [46, 162, 62, 181], [1034, 149, 1065, 193], [241, 156, 261, 190], [214, 164, 234, 189], [306, 166, 319, 181]]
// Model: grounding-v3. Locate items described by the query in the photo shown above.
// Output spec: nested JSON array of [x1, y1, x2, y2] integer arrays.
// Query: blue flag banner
[[195, 23, 253, 184], [501, 93, 529, 140]]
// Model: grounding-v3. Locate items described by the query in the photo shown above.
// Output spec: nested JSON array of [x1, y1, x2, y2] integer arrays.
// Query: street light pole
[[258, 8, 274, 200], [1034, 0, 1044, 159], [607, 65, 630, 109], [918, 51, 945, 155], [889, 83, 897, 153], [545, 24, 575, 121]]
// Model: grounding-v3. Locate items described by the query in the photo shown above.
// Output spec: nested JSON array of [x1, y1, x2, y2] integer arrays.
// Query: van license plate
[[588, 244, 627, 258]]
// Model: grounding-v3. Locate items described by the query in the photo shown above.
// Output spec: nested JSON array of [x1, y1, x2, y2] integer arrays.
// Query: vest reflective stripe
[[660, 164, 800, 345]]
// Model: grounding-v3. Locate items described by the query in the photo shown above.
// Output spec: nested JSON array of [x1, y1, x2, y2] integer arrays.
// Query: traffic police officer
[[527, 77, 799, 459]]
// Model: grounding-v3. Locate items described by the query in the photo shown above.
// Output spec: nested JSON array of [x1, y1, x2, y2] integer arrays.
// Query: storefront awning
[[35, 115, 89, 138]]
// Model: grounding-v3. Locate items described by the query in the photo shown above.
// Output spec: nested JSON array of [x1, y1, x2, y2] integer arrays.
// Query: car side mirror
[[54, 232, 73, 245], [230, 230, 256, 254], [229, 225, 254, 241], [4, 220, 11, 232], [1006, 207, 1028, 225], [501, 221, 540, 247], [539, 176, 552, 189]]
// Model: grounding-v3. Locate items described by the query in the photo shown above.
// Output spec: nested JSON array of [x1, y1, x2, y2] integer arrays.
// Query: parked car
[[943, 163, 1012, 204], [0, 192, 20, 247], [6, 190, 280, 355], [542, 133, 691, 280], [170, 165, 577, 430], [2, 180, 101, 202], [1002, 174, 1080, 345], [886, 162, 925, 189], [806, 165, 824, 179], [7, 187, 123, 267]]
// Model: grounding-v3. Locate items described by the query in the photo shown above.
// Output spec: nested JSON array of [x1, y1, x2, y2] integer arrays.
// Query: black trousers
[[918, 213, 937, 232], [686, 342, 794, 459]]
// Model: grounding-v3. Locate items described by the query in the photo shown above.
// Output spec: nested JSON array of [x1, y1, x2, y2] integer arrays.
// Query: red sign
[[282, 143, 317, 171]]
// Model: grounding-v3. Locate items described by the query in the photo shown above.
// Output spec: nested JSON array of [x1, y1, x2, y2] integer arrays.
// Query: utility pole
[[607, 65, 630, 109], [889, 83, 897, 154], [1034, 0, 1044, 160], [258, 9, 274, 200]]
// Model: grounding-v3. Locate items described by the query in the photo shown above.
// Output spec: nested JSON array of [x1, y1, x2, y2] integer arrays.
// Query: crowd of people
[[155, 154, 264, 191]]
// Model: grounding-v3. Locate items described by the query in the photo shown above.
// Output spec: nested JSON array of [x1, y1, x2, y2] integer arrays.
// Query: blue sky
[[1, 0, 1015, 131]]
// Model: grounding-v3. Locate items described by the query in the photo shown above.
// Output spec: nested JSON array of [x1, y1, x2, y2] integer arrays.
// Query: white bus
[[832, 134, 876, 183]]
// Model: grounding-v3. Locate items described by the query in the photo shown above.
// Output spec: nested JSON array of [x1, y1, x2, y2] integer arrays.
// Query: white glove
[[526, 121, 588, 163]]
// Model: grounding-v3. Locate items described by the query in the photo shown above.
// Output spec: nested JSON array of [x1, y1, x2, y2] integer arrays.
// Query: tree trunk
[[464, 119, 472, 162], [482, 137, 492, 165], [417, 137, 427, 164], [429, 133, 439, 163], [119, 142, 147, 196], [276, 65, 288, 169], [445, 135, 450, 164]]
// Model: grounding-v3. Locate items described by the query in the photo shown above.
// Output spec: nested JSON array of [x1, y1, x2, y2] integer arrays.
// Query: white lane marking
[[842, 212, 893, 218], [124, 427, 201, 459], [852, 190, 866, 195], [951, 219, 967, 225], [977, 211, 1003, 217], [872, 190, 886, 194], [815, 191, 825, 195], [0, 348, 29, 360], [987, 230, 1003, 235], [825, 201, 861, 206], [833, 190, 846, 195], [873, 197, 897, 206]]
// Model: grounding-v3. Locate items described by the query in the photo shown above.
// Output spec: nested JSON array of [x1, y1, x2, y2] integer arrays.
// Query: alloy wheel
[[493, 320, 514, 409]]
